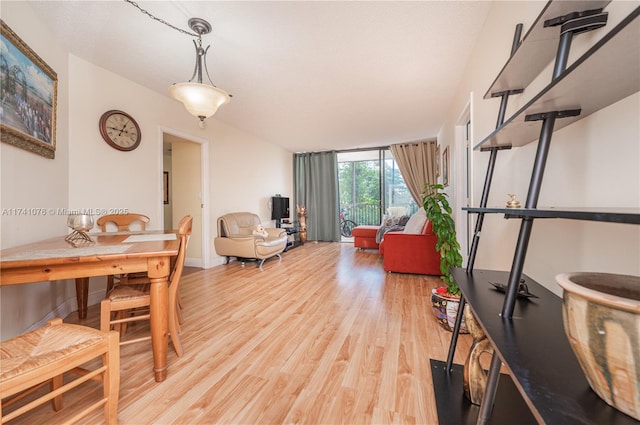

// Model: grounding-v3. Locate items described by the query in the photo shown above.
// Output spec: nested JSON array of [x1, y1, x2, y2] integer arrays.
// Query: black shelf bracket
[[525, 108, 581, 121], [479, 144, 511, 152], [545, 8, 608, 79]]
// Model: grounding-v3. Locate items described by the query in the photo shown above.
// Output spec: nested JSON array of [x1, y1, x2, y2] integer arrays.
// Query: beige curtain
[[390, 140, 438, 205]]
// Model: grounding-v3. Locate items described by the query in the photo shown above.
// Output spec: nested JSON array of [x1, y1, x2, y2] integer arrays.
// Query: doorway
[[161, 130, 210, 268], [454, 99, 473, 265]]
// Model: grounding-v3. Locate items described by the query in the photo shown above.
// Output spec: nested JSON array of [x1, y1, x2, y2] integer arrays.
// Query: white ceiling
[[27, 1, 492, 152]]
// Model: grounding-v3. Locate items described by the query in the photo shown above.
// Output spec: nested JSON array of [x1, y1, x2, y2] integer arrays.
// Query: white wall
[[438, 0, 640, 296], [1, 1, 74, 340], [0, 2, 293, 338], [208, 118, 293, 266]]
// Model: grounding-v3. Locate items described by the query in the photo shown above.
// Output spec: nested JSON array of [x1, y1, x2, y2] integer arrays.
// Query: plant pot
[[431, 288, 468, 333], [556, 272, 640, 420]]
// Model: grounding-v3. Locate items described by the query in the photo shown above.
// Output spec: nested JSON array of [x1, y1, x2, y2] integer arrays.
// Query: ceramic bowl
[[556, 272, 640, 420]]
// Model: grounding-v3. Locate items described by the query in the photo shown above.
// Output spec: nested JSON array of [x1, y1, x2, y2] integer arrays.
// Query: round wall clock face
[[99, 110, 141, 151]]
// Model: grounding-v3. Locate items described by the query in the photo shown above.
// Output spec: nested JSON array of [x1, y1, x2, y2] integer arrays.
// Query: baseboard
[[24, 287, 106, 332], [185, 257, 202, 268]]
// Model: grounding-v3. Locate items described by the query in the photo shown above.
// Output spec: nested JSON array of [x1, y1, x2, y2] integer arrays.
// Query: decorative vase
[[430, 288, 468, 333], [463, 307, 493, 405], [555, 272, 640, 420]]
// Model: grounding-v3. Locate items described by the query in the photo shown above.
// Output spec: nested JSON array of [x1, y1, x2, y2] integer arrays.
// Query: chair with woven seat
[[0, 318, 119, 424], [96, 213, 150, 232], [96, 213, 150, 294], [100, 215, 192, 357]]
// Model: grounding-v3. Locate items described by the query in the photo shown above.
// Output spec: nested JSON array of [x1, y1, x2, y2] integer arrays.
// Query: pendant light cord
[[124, 0, 199, 38]]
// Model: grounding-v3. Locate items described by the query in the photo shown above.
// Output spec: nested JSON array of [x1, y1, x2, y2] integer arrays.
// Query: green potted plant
[[422, 183, 466, 332]]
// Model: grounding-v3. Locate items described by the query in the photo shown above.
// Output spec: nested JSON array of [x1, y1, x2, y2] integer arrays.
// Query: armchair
[[379, 221, 441, 275], [214, 212, 288, 268]]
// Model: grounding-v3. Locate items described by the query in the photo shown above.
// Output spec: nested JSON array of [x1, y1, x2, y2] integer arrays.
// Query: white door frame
[[158, 126, 211, 269], [454, 94, 474, 266]]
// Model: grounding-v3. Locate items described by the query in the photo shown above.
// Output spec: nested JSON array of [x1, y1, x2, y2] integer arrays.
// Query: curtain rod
[[336, 145, 389, 153], [338, 138, 436, 153], [295, 138, 436, 155]]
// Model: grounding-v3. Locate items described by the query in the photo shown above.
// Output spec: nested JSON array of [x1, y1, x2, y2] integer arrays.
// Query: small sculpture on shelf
[[488, 279, 538, 299], [297, 204, 307, 243], [65, 214, 94, 245], [506, 193, 521, 208]]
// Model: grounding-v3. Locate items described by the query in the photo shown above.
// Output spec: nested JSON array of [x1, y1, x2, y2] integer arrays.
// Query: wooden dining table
[[0, 230, 179, 382]]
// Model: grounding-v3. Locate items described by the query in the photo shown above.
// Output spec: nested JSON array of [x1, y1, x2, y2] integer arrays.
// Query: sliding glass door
[[338, 149, 417, 231]]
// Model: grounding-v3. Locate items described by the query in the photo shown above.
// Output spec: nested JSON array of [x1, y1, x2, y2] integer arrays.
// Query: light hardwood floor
[[7, 242, 474, 424]]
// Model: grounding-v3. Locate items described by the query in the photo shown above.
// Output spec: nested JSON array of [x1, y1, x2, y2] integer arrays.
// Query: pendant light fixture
[[168, 18, 231, 128], [124, 1, 230, 128]]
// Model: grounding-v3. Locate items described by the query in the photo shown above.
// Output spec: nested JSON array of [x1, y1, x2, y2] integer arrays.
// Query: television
[[271, 196, 290, 220]]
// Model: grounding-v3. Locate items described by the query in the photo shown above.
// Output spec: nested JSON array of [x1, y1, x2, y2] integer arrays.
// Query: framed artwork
[[163, 171, 170, 204], [443, 146, 450, 187], [435, 144, 441, 177], [0, 20, 58, 159]]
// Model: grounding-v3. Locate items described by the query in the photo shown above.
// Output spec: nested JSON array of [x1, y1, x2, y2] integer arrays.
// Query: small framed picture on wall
[[163, 171, 170, 204], [442, 146, 450, 187]]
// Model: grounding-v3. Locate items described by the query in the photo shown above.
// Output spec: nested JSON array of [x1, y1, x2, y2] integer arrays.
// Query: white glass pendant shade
[[168, 82, 231, 120]]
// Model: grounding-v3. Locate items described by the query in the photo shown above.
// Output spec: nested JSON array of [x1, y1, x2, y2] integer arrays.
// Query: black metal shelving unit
[[479, 6, 639, 149], [432, 2, 640, 424]]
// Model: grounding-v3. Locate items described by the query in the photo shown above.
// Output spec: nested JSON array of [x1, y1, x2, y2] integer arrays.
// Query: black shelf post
[[477, 109, 581, 424], [444, 23, 522, 372]]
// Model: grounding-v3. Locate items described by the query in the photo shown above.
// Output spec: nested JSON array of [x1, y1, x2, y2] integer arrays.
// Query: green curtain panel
[[294, 151, 341, 242]]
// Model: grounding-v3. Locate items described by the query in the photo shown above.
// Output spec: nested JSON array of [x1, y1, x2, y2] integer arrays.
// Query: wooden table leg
[[75, 277, 89, 319], [148, 256, 170, 382]]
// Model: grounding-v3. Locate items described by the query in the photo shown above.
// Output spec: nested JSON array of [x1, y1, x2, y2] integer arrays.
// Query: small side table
[[284, 227, 302, 250]]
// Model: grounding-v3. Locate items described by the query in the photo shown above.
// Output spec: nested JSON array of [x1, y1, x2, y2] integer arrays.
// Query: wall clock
[[99, 110, 141, 151]]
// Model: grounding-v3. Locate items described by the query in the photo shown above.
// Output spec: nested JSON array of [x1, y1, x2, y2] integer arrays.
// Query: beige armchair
[[214, 212, 288, 267]]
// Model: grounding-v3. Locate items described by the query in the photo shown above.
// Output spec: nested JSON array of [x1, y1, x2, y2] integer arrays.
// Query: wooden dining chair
[[96, 213, 150, 232], [0, 319, 119, 424], [99, 215, 192, 357], [96, 213, 150, 294]]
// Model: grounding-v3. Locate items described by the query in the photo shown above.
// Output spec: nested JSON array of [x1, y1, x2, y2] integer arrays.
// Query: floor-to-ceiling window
[[383, 149, 418, 216], [337, 149, 417, 233]]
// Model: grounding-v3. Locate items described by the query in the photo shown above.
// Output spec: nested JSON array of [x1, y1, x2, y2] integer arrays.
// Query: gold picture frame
[[163, 171, 170, 204], [435, 144, 441, 177], [442, 146, 450, 187], [1, 20, 58, 159]]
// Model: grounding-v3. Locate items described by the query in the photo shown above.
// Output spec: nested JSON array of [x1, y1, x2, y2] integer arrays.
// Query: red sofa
[[379, 221, 441, 275]]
